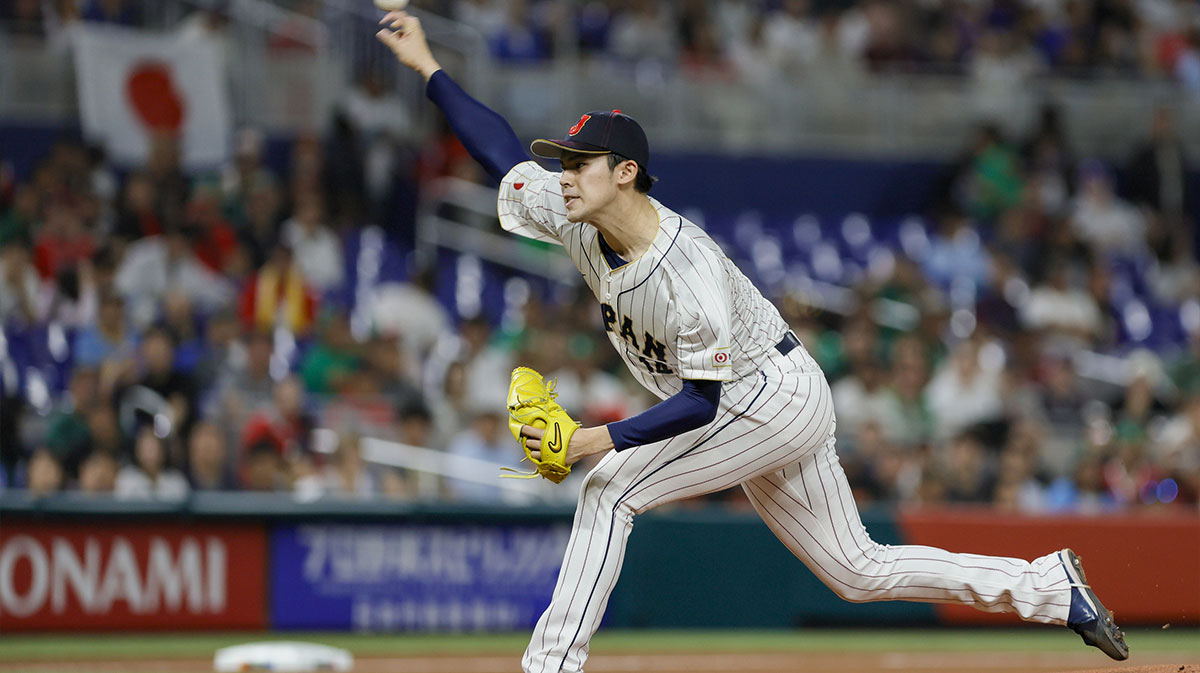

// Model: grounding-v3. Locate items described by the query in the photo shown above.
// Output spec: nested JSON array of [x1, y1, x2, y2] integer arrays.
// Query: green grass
[[2, 628, 1198, 661]]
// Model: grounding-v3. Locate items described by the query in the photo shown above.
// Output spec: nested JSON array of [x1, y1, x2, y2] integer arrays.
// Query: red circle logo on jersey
[[714, 351, 729, 365]]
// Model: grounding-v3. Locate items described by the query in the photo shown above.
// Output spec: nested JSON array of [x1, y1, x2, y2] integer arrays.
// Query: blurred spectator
[[0, 242, 40, 323], [222, 128, 279, 225], [609, 0, 676, 63], [161, 290, 206, 373], [0, 184, 38, 249], [239, 376, 313, 460], [1175, 27, 1200, 93], [322, 111, 367, 228], [81, 0, 143, 26], [281, 194, 343, 293], [238, 244, 317, 335], [445, 407, 514, 503], [320, 434, 377, 498], [26, 448, 64, 495], [239, 438, 285, 491], [1044, 455, 1119, 513], [547, 332, 631, 426], [1146, 224, 1200, 305], [77, 449, 118, 494], [1020, 260, 1102, 347], [1026, 353, 1089, 474], [425, 315, 515, 414], [2, 0, 46, 38], [120, 324, 198, 443], [116, 226, 236, 325], [832, 360, 892, 447], [922, 208, 992, 295], [189, 307, 238, 391], [941, 432, 996, 503], [880, 335, 934, 448], [1068, 160, 1146, 257], [341, 68, 417, 216], [955, 124, 1025, 224], [728, 12, 773, 88], [184, 180, 239, 274], [487, 0, 552, 63], [300, 312, 361, 394], [39, 260, 98, 328], [397, 402, 436, 449], [176, 0, 233, 63], [113, 172, 164, 242], [42, 367, 99, 480], [454, 0, 506, 39], [368, 270, 453, 369], [862, 1, 921, 71], [763, 0, 818, 77], [206, 329, 278, 443], [1169, 334, 1200, 396], [143, 133, 190, 229], [85, 406, 123, 457], [925, 338, 1005, 440], [430, 360, 471, 449], [32, 200, 95, 282], [1125, 106, 1188, 224], [363, 335, 426, 413], [188, 421, 236, 490], [1020, 104, 1076, 218], [74, 292, 137, 390], [238, 179, 283, 269], [115, 425, 189, 499], [992, 442, 1045, 512]]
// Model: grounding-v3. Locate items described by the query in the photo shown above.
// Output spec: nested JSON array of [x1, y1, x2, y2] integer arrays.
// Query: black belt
[[775, 331, 800, 356]]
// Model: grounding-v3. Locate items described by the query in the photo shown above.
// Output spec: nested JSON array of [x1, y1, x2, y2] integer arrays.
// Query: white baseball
[[374, 0, 409, 10]]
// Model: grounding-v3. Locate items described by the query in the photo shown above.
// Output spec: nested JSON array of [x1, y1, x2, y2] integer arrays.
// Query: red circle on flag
[[714, 352, 729, 364], [126, 62, 185, 132]]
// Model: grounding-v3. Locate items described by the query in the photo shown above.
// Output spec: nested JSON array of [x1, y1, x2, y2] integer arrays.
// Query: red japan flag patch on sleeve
[[712, 348, 730, 367]]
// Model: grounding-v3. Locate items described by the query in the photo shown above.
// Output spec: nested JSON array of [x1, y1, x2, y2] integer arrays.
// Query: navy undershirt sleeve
[[425, 70, 529, 183], [607, 379, 721, 451]]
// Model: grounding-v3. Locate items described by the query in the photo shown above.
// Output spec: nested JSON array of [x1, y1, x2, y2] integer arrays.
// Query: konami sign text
[[0, 522, 266, 630]]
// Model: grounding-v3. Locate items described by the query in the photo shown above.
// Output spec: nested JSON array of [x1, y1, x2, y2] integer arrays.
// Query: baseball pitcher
[[376, 11, 1128, 673]]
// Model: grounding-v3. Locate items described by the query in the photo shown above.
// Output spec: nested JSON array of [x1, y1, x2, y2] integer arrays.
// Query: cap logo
[[568, 114, 591, 136]]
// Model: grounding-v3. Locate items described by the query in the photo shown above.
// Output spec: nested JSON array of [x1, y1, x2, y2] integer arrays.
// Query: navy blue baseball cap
[[530, 110, 650, 168]]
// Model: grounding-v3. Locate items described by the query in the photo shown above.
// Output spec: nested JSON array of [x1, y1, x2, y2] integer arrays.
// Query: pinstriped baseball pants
[[523, 349, 1073, 673]]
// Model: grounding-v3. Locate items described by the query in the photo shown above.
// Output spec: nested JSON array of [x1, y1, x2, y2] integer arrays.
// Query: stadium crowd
[[0, 0, 1198, 512], [7, 0, 1200, 86], [427, 0, 1199, 87]]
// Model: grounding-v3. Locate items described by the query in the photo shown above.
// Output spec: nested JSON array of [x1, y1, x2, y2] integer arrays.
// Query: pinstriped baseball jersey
[[498, 160, 794, 398]]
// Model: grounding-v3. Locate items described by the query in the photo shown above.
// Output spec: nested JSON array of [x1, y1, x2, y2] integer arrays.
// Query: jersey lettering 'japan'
[[497, 161, 790, 399]]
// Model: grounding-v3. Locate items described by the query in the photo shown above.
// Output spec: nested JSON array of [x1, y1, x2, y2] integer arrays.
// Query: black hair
[[607, 153, 657, 194]]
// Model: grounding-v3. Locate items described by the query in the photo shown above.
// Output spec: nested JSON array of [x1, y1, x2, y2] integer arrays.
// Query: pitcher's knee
[[819, 548, 891, 603]]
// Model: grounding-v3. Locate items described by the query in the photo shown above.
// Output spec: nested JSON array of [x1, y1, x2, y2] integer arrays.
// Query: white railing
[[311, 433, 575, 504]]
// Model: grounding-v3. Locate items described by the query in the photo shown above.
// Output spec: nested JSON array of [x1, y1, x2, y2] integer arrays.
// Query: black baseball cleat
[[1060, 548, 1129, 661]]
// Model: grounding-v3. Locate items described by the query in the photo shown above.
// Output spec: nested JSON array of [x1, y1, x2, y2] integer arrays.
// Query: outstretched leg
[[742, 438, 1072, 623]]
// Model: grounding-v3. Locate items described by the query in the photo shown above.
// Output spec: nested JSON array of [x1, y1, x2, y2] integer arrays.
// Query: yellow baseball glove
[[501, 366, 579, 484]]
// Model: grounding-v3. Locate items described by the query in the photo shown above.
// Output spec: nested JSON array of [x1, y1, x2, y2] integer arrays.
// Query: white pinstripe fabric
[[522, 350, 1072, 673]]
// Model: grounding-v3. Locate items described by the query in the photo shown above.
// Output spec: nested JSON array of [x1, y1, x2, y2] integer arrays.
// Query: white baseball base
[[213, 641, 353, 672]]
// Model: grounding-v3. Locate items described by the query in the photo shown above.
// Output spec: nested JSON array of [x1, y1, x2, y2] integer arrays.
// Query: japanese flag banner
[[72, 25, 231, 170]]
